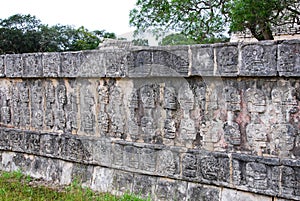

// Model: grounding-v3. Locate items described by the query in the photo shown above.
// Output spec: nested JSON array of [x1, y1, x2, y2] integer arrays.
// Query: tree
[[0, 14, 116, 54], [229, 0, 300, 40], [132, 38, 149, 46], [159, 33, 197, 45], [129, 0, 300, 42], [130, 0, 230, 43], [0, 14, 43, 53]]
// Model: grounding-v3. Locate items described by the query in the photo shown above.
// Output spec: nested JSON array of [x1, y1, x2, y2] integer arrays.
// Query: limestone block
[[156, 149, 180, 177], [22, 53, 43, 77], [0, 127, 11, 150], [60, 52, 82, 77], [221, 188, 272, 201], [191, 44, 214, 76], [139, 147, 157, 172], [155, 178, 187, 201], [215, 43, 239, 76], [278, 40, 300, 77], [79, 50, 106, 77], [5, 54, 23, 77], [128, 46, 189, 77], [9, 129, 24, 152], [112, 143, 124, 167], [132, 174, 156, 199], [0, 55, 5, 77], [240, 41, 277, 76], [42, 52, 60, 77], [71, 163, 93, 186], [123, 145, 140, 169], [112, 170, 134, 196], [23, 130, 40, 155], [91, 167, 114, 192], [105, 49, 128, 77], [93, 139, 112, 166], [186, 183, 220, 201]]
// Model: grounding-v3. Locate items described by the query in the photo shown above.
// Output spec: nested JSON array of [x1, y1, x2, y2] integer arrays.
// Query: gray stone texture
[[0, 40, 300, 200]]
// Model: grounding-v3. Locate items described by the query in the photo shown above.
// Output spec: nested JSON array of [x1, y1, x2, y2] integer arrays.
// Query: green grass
[[0, 170, 149, 201]]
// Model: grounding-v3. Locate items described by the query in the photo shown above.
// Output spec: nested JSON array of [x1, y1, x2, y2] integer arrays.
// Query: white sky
[[0, 0, 136, 35]]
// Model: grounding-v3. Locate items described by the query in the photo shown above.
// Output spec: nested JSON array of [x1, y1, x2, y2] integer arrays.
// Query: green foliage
[[130, 0, 230, 43], [132, 38, 149, 46], [159, 33, 196, 46], [0, 14, 116, 54], [229, 0, 299, 40], [0, 170, 149, 201], [130, 0, 300, 42]]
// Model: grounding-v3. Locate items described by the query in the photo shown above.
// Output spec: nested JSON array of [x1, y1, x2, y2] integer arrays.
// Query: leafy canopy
[[130, 0, 300, 42], [0, 14, 116, 54]]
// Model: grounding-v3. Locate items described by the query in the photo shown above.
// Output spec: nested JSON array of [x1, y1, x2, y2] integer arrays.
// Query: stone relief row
[[0, 40, 300, 78], [1, 152, 277, 201], [0, 78, 299, 158], [0, 131, 299, 200]]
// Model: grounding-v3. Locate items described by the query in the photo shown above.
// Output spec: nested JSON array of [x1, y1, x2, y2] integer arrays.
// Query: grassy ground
[[0, 170, 149, 201]]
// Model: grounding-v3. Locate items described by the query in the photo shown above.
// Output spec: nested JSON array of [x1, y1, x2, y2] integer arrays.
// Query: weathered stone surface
[[191, 44, 214, 76], [240, 41, 277, 76], [278, 40, 300, 76], [22, 53, 43, 77], [128, 46, 189, 77], [5, 54, 23, 77], [42, 52, 60, 77], [215, 43, 239, 76], [221, 188, 272, 201], [0, 55, 5, 77], [0, 40, 300, 201], [186, 183, 220, 201]]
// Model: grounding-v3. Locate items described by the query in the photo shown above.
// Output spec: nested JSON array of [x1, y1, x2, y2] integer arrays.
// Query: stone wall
[[0, 40, 300, 200]]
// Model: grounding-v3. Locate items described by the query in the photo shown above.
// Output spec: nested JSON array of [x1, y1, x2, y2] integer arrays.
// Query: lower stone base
[[0, 151, 291, 201]]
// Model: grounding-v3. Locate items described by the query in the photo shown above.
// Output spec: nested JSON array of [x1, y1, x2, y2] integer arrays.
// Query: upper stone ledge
[[0, 39, 299, 78]]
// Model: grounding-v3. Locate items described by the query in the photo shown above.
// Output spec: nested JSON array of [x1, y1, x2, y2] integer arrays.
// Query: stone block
[[215, 43, 239, 76], [198, 152, 230, 185], [132, 174, 156, 199], [40, 133, 56, 157], [79, 50, 106, 77], [71, 163, 93, 186], [91, 167, 114, 192], [156, 149, 180, 177], [0, 55, 5, 77], [105, 49, 128, 77], [128, 46, 189, 77], [0, 127, 11, 150], [42, 52, 60, 77], [124, 145, 140, 169], [112, 143, 124, 167], [155, 178, 187, 201], [22, 53, 43, 77], [139, 147, 156, 172], [9, 129, 24, 152], [186, 183, 220, 201], [93, 139, 112, 166], [240, 41, 277, 76], [60, 52, 83, 77], [112, 170, 134, 195], [182, 152, 198, 180], [278, 40, 300, 76], [5, 54, 23, 77], [64, 135, 91, 162], [23, 130, 40, 155], [191, 44, 214, 76], [221, 188, 272, 201]]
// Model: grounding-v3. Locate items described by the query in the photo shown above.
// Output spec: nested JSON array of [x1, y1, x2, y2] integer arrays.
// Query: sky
[[0, 0, 136, 36]]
